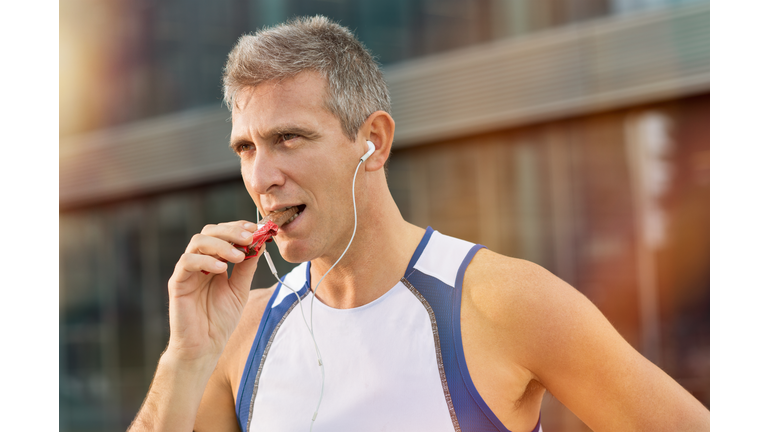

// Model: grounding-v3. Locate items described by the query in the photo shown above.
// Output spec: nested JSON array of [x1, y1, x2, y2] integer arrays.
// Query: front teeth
[[286, 211, 301, 224], [272, 206, 302, 225]]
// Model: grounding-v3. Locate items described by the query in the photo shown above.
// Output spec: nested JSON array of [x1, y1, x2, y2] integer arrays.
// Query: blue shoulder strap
[[235, 267, 310, 432], [405, 228, 536, 432]]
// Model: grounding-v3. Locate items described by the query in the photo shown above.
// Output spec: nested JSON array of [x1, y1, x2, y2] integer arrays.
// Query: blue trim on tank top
[[235, 272, 309, 431], [237, 227, 541, 432], [405, 226, 434, 275], [238, 226, 434, 430], [235, 285, 280, 431], [450, 243, 518, 432], [410, 238, 540, 432]]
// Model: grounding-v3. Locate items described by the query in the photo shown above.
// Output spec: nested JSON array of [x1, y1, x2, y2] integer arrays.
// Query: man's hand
[[167, 220, 261, 362], [128, 220, 261, 432]]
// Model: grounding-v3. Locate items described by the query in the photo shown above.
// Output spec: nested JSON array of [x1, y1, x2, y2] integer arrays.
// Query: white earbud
[[361, 140, 375, 162]]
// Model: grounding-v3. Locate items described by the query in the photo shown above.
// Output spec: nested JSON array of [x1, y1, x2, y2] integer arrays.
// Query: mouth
[[270, 204, 306, 227]]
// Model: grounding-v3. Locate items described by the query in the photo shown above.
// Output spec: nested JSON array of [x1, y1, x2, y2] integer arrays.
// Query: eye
[[235, 142, 255, 155], [279, 133, 300, 143]]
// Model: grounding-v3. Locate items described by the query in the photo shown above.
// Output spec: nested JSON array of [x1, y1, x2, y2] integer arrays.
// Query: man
[[129, 16, 709, 432]]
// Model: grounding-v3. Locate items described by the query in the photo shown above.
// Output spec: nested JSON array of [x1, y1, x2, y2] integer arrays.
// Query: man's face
[[230, 71, 361, 263]]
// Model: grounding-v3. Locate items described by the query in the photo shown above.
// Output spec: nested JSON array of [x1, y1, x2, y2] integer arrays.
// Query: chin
[[273, 238, 314, 264]]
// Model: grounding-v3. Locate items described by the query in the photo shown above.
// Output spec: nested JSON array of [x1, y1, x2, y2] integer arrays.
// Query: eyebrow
[[229, 124, 321, 151]]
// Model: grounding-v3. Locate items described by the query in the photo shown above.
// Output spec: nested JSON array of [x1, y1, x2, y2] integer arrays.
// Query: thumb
[[229, 248, 262, 294]]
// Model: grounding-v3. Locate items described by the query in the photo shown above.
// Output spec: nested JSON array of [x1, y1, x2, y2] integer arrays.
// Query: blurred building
[[60, 1, 709, 431]]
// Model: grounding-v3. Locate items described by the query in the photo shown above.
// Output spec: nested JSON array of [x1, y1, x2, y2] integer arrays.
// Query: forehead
[[231, 71, 335, 136]]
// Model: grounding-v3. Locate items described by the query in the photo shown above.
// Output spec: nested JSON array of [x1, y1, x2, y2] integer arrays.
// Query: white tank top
[[236, 227, 543, 432]]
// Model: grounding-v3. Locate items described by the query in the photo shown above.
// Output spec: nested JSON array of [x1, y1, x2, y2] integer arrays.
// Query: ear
[[359, 110, 395, 172]]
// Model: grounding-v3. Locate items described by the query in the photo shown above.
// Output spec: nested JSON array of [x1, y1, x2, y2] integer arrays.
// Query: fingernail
[[241, 231, 252, 239], [244, 222, 255, 229], [215, 261, 227, 270], [232, 248, 244, 258]]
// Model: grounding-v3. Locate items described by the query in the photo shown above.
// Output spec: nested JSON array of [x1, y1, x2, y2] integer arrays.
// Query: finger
[[172, 253, 229, 282], [185, 234, 247, 263], [199, 222, 259, 247], [207, 220, 258, 230], [229, 244, 266, 291], [221, 220, 260, 236]]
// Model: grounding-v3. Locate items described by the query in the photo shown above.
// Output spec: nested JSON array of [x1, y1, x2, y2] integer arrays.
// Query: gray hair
[[223, 15, 391, 141]]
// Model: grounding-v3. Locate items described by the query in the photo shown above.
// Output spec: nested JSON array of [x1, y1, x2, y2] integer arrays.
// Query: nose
[[243, 148, 286, 195]]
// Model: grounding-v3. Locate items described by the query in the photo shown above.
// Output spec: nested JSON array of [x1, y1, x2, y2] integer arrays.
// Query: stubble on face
[[230, 72, 362, 264]]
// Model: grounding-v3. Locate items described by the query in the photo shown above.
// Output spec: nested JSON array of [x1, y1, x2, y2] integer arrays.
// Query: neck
[[308, 173, 425, 309]]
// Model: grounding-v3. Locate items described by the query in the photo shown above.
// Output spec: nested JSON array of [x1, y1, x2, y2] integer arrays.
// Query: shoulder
[[462, 249, 597, 374], [461, 250, 546, 347], [462, 248, 642, 388], [464, 247, 590, 314], [463, 248, 570, 319], [462, 249, 711, 430]]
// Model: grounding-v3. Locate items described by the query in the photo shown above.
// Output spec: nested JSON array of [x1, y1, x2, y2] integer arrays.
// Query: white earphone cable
[[257, 151, 367, 431], [309, 157, 364, 332]]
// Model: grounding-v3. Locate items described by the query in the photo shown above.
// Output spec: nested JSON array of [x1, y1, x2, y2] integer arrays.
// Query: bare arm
[[465, 249, 709, 431], [128, 221, 261, 432]]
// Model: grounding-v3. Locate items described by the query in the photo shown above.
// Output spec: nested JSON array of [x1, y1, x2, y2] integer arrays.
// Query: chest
[[247, 283, 456, 432]]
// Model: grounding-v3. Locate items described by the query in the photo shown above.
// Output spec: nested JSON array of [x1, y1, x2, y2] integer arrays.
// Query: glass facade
[[60, 0, 705, 136], [60, 180, 298, 430]]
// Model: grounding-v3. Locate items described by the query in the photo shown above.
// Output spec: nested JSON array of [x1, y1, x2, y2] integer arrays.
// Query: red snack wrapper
[[235, 221, 278, 259], [201, 206, 298, 274]]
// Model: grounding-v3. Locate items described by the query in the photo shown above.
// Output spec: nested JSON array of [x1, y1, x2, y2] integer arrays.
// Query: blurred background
[[59, 0, 709, 430]]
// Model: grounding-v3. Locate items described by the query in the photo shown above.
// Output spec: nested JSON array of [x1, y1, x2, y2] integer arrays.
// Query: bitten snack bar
[[201, 206, 299, 274], [235, 206, 299, 259]]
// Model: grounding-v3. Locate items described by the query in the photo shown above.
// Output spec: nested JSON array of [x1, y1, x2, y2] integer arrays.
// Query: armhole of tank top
[[450, 244, 544, 432], [452, 243, 523, 432]]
